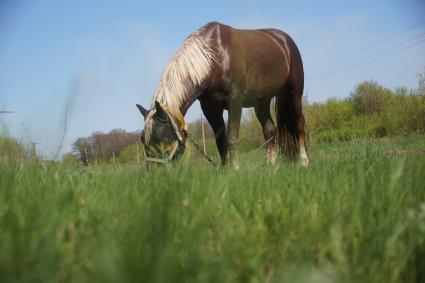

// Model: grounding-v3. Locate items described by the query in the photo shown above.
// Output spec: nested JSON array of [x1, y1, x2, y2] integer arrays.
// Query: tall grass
[[0, 135, 424, 283]]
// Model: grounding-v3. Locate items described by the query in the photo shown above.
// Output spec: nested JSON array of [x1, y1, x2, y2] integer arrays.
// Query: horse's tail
[[275, 33, 307, 161], [275, 30, 308, 162], [275, 88, 300, 161]]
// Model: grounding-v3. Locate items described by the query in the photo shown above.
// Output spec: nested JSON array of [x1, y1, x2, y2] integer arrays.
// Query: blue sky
[[0, 0, 424, 157]]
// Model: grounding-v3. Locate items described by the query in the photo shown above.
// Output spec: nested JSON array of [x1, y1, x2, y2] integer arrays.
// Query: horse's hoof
[[301, 158, 309, 167]]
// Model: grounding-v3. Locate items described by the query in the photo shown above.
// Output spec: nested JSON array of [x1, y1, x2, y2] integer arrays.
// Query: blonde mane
[[152, 33, 215, 110], [145, 32, 215, 144]]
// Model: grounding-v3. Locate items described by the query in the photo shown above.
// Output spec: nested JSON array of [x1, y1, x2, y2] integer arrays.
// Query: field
[[0, 134, 424, 283]]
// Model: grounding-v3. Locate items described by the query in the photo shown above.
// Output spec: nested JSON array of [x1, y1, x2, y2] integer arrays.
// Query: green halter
[[144, 140, 180, 163], [143, 104, 188, 164]]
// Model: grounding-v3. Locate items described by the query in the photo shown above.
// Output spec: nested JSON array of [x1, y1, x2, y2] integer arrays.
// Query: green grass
[[1, 135, 425, 283]]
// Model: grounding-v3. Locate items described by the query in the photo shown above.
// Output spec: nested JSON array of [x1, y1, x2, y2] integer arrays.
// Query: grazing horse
[[137, 22, 309, 168]]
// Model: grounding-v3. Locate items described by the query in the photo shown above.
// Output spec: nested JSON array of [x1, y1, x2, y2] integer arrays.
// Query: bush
[[350, 80, 393, 115], [0, 135, 30, 163], [304, 76, 425, 143], [62, 153, 80, 165], [117, 143, 142, 164]]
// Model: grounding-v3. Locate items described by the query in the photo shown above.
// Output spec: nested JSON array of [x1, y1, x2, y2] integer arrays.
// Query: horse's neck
[[161, 88, 200, 118], [179, 91, 200, 116]]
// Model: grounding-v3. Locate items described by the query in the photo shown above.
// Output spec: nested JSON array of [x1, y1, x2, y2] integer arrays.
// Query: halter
[[142, 105, 188, 164], [142, 104, 217, 168]]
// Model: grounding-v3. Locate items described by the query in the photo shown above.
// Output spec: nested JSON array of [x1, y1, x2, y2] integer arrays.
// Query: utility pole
[[0, 110, 14, 128], [201, 114, 206, 155], [31, 142, 40, 157]]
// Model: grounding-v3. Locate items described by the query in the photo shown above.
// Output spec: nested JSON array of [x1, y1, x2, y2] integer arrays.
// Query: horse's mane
[[144, 32, 215, 144], [152, 32, 215, 114]]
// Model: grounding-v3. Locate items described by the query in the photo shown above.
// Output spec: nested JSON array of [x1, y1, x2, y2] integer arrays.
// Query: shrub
[[350, 80, 393, 115], [0, 135, 30, 163]]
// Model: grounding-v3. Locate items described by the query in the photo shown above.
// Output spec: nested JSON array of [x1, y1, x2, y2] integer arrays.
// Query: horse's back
[[198, 22, 300, 104], [197, 22, 298, 57], [197, 21, 301, 77]]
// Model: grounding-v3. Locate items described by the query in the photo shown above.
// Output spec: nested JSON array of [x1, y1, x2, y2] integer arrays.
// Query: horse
[[136, 22, 309, 168]]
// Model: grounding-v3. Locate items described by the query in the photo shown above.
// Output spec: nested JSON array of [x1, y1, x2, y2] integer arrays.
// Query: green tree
[[350, 80, 393, 115], [62, 153, 80, 165], [0, 135, 30, 163], [117, 143, 141, 164]]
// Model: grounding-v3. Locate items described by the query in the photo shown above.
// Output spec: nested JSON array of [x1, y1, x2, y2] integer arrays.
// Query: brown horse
[[137, 22, 309, 168]]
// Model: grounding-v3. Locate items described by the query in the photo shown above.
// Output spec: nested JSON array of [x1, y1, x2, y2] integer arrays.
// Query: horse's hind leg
[[298, 126, 309, 166], [254, 101, 277, 164], [290, 87, 309, 166]]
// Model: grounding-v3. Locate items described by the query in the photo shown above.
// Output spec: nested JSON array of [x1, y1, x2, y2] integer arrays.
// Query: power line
[[348, 38, 425, 68], [307, 32, 425, 80], [338, 31, 425, 68], [306, 20, 425, 69], [307, 38, 425, 81], [306, 37, 425, 81]]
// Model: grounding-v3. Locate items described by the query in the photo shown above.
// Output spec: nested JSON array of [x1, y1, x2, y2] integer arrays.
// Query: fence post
[[136, 144, 141, 165], [84, 147, 90, 166], [201, 114, 206, 155]]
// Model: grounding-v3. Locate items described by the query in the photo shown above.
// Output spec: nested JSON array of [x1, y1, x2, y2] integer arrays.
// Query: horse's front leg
[[200, 100, 229, 165], [227, 96, 243, 169]]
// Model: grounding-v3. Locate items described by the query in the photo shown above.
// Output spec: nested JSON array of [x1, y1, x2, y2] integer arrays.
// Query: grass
[[0, 134, 424, 283]]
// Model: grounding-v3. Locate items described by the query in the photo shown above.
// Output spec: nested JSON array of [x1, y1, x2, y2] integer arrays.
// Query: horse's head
[[136, 101, 187, 163]]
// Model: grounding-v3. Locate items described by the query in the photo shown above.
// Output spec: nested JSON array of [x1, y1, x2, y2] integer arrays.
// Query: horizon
[[0, 0, 424, 158]]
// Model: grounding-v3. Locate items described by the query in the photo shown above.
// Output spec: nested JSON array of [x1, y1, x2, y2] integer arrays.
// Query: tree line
[[2, 71, 423, 165], [305, 78, 424, 143]]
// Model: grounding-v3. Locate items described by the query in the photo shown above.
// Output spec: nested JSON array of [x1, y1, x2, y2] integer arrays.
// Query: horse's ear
[[154, 101, 168, 121], [136, 104, 148, 118]]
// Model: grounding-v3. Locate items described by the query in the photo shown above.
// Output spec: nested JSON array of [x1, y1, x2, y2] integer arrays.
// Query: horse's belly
[[231, 56, 288, 108], [241, 90, 277, 108], [242, 96, 256, 108]]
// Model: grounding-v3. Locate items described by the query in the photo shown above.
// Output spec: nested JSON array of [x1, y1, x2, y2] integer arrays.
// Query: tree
[[117, 143, 140, 164], [0, 135, 30, 163], [62, 152, 80, 165], [350, 80, 393, 115], [72, 137, 94, 165], [72, 129, 139, 164], [394, 86, 409, 97]]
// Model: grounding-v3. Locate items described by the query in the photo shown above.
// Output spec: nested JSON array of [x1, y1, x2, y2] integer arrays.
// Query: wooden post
[[84, 147, 90, 166], [112, 150, 116, 166], [136, 144, 141, 165], [201, 114, 206, 155], [141, 144, 150, 172]]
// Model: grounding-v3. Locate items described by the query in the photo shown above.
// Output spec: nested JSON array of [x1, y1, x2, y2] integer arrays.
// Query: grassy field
[[0, 134, 424, 283]]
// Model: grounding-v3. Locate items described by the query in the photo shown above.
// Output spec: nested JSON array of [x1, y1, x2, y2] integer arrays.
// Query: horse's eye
[[154, 116, 168, 123]]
